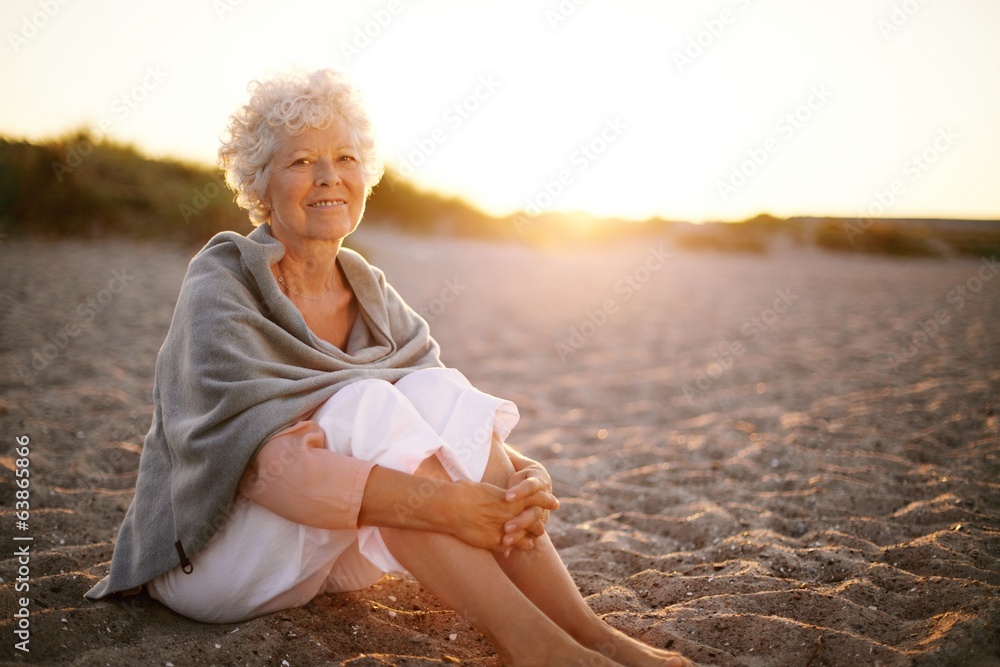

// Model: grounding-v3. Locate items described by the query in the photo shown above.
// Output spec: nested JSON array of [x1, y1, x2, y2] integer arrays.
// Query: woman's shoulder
[[183, 233, 248, 292], [181, 228, 278, 304], [190, 227, 275, 272], [338, 245, 387, 286]]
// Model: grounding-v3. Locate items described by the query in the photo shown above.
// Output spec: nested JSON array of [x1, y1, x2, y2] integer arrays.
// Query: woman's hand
[[359, 455, 558, 555], [447, 479, 556, 552], [501, 462, 557, 554]]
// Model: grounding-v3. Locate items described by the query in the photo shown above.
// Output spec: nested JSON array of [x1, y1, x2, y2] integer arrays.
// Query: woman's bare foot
[[578, 624, 692, 667], [499, 629, 627, 667]]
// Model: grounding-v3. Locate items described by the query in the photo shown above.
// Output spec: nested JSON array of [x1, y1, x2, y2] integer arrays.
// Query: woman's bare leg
[[493, 534, 690, 667], [379, 456, 621, 667], [483, 442, 692, 667]]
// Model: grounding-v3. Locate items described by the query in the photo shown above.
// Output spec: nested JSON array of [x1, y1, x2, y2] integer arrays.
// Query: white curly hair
[[218, 68, 384, 226]]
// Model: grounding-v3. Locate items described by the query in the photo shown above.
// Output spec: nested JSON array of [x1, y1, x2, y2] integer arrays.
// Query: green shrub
[[815, 219, 939, 257]]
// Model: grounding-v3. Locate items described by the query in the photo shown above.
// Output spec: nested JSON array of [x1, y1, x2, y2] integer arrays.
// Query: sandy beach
[[1, 228, 998, 666]]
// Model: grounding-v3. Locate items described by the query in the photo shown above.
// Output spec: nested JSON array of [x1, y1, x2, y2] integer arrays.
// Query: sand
[[1, 228, 997, 666]]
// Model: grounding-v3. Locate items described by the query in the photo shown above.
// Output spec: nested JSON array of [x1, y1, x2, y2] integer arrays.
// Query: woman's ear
[[253, 170, 270, 208]]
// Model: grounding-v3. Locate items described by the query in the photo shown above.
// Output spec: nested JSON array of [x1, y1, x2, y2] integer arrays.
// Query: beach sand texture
[[1, 229, 998, 666]]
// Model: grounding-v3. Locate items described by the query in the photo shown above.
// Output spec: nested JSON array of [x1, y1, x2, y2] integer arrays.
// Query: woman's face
[[263, 116, 367, 249]]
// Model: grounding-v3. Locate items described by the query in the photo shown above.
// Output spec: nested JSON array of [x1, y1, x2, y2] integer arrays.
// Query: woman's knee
[[394, 367, 469, 402], [314, 378, 445, 468], [313, 379, 414, 428], [480, 435, 516, 487]]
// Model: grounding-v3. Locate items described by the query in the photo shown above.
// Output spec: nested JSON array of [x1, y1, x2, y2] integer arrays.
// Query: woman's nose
[[314, 160, 342, 186]]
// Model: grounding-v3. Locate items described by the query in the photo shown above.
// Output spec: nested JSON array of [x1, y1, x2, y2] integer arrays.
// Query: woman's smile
[[265, 117, 368, 248]]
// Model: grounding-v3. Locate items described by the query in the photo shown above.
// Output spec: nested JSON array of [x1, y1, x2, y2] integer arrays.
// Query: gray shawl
[[86, 223, 442, 600]]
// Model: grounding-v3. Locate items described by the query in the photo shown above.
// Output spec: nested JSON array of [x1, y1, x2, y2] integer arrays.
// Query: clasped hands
[[451, 461, 558, 557]]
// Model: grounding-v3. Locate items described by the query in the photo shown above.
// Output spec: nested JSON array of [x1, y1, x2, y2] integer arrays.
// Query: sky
[[2, 0, 998, 223]]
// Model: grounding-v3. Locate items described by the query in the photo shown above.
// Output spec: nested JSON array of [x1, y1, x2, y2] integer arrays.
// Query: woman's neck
[[274, 240, 346, 299]]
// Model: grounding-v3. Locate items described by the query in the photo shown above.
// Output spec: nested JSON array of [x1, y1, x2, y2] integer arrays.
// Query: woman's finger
[[504, 505, 548, 534], [527, 518, 546, 537], [506, 487, 559, 514], [504, 476, 545, 501], [527, 490, 559, 510], [502, 532, 536, 553]]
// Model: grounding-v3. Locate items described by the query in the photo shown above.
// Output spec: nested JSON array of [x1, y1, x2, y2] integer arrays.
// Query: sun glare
[[1, 0, 997, 222]]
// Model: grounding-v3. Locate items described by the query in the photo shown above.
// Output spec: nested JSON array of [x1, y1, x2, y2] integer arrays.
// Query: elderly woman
[[86, 69, 690, 667]]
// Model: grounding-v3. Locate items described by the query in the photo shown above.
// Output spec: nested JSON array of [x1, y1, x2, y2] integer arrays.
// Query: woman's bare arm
[[240, 422, 558, 551], [358, 465, 554, 551]]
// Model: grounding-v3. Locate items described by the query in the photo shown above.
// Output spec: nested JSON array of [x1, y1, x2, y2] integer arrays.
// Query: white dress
[[146, 367, 518, 624]]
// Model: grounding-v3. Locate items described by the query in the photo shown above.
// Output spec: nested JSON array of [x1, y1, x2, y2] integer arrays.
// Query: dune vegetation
[[1, 131, 997, 257]]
